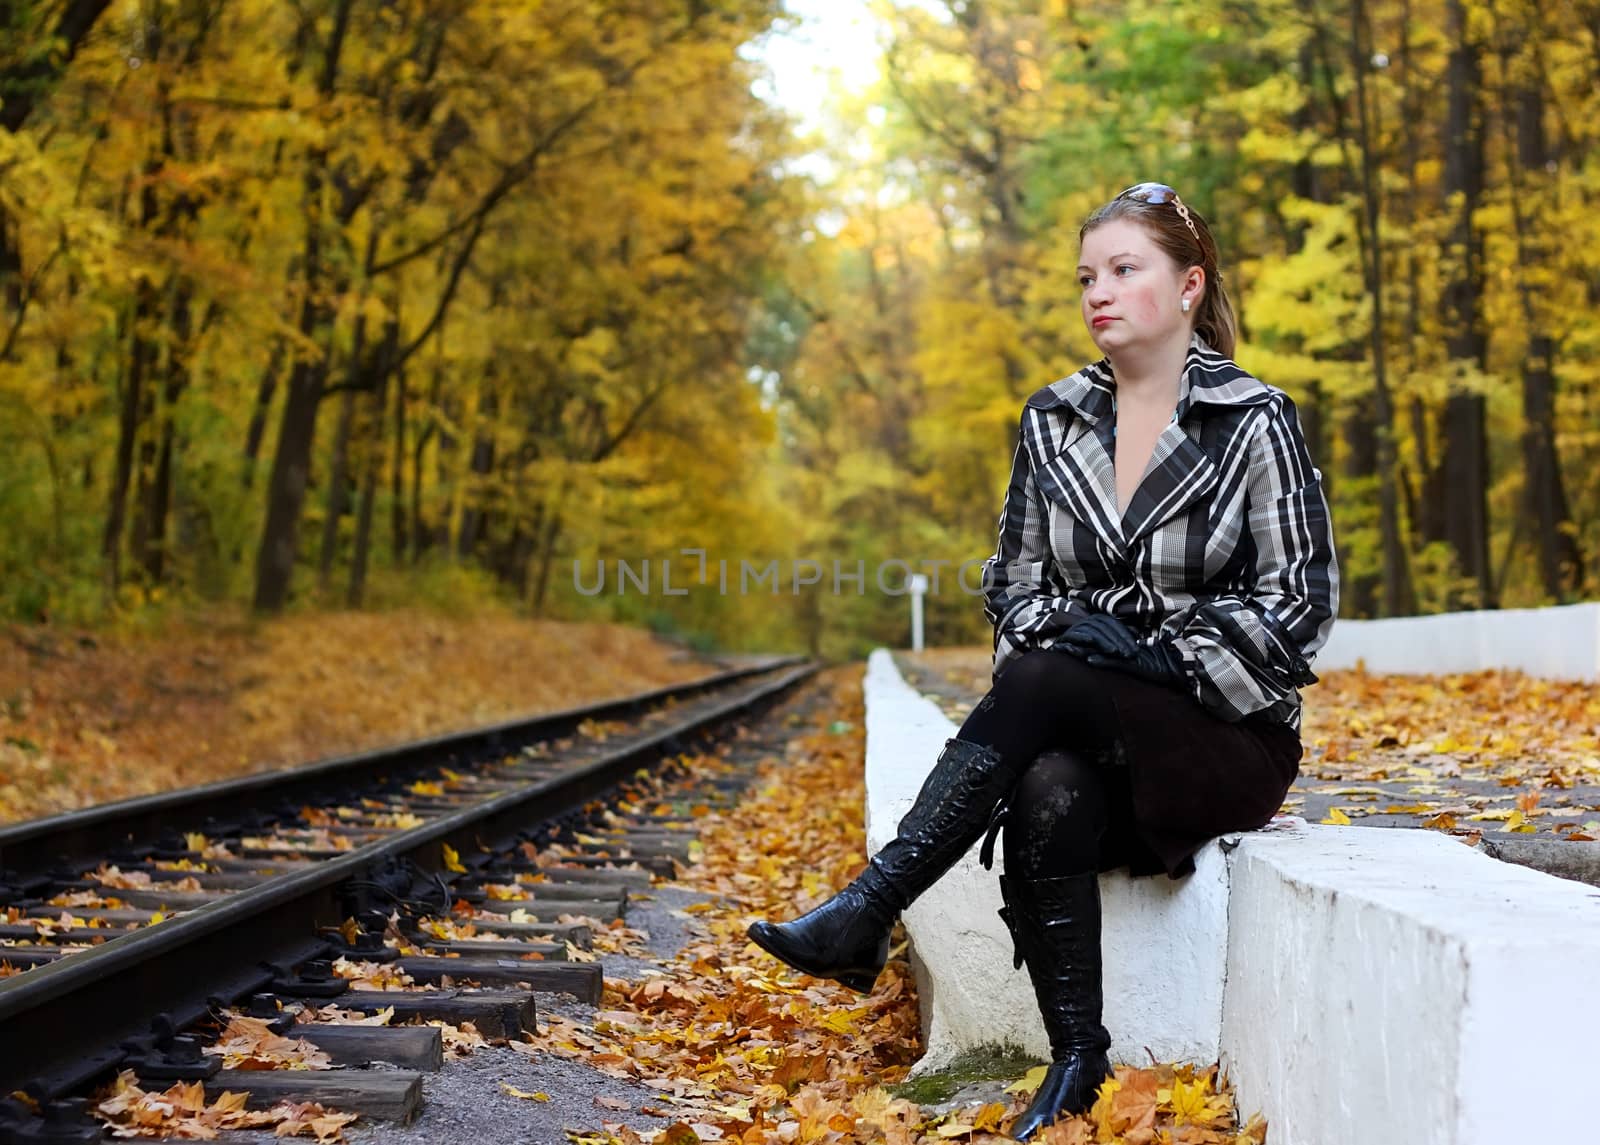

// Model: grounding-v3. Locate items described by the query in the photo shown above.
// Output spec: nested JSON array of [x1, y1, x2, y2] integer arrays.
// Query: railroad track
[[0, 654, 817, 1142]]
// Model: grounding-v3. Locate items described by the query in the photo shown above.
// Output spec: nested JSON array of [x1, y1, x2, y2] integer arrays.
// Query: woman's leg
[[1001, 749, 1111, 879], [956, 650, 1122, 767], [747, 651, 1120, 993], [996, 751, 1116, 1140]]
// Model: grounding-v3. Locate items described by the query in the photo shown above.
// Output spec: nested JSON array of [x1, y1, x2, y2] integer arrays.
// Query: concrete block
[[1220, 822, 1600, 1144], [1315, 602, 1600, 681]]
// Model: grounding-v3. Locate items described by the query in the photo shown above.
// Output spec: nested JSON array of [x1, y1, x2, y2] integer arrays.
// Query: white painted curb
[[864, 648, 1600, 1144], [1221, 823, 1600, 1144], [1316, 601, 1600, 680]]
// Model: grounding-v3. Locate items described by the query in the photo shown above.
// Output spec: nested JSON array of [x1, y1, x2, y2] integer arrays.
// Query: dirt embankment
[[0, 611, 722, 824]]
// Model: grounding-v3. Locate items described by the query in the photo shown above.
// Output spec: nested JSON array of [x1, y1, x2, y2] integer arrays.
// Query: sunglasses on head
[[1116, 182, 1201, 244]]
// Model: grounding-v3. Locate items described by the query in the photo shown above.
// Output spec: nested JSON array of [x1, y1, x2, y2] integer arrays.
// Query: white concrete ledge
[[1220, 824, 1600, 1144], [1315, 601, 1600, 680], [865, 647, 1600, 1144]]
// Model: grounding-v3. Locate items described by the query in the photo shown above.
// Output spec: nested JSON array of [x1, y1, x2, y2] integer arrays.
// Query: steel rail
[[0, 659, 816, 1097], [0, 654, 803, 884]]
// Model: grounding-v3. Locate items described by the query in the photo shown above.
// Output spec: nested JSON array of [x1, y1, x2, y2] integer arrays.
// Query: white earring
[[1181, 298, 1191, 313]]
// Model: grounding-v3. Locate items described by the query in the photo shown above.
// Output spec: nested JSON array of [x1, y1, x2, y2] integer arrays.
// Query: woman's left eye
[[1117, 264, 1135, 275]]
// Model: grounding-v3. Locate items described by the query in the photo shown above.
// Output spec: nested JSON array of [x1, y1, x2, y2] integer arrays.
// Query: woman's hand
[[1060, 613, 1188, 688], [1058, 613, 1139, 659], [1082, 641, 1188, 688]]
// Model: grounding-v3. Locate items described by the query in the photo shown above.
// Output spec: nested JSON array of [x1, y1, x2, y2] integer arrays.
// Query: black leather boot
[[746, 736, 1013, 993], [999, 871, 1113, 1141]]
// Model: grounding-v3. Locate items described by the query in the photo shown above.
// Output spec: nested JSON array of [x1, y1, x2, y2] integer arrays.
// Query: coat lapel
[[1028, 415, 1126, 552], [1119, 423, 1219, 545]]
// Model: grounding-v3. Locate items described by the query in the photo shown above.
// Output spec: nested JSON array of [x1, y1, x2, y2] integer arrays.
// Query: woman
[[747, 183, 1339, 1140]]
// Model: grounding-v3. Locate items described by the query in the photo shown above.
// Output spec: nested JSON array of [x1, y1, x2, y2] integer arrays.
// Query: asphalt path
[[891, 650, 1600, 848]]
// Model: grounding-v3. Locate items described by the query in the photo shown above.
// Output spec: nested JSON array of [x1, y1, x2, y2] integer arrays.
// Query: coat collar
[[1022, 335, 1272, 551], [1025, 333, 1272, 421]]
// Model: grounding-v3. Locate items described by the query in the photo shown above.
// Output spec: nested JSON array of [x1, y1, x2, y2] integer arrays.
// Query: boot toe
[[1008, 1054, 1110, 1141], [746, 919, 804, 966], [745, 914, 886, 993]]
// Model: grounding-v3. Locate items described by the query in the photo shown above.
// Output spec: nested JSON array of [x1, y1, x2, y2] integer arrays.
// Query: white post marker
[[909, 573, 929, 651]]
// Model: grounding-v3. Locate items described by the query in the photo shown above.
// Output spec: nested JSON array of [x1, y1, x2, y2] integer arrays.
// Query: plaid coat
[[980, 334, 1339, 732]]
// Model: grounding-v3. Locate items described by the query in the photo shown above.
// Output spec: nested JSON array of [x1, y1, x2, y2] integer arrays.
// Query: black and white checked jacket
[[980, 335, 1339, 732]]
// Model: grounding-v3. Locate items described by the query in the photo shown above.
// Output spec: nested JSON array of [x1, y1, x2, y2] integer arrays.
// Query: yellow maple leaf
[[1503, 810, 1537, 833], [1004, 1065, 1049, 1095], [817, 1007, 866, 1034], [971, 1102, 1009, 1132], [500, 1084, 550, 1101], [442, 843, 466, 874], [1168, 1077, 1218, 1124], [1320, 807, 1351, 825]]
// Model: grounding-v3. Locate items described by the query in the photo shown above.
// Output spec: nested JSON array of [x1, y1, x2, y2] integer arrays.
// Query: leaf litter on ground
[[91, 1070, 357, 1141]]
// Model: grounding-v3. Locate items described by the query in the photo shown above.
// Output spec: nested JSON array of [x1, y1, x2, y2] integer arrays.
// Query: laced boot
[[746, 736, 1013, 993], [997, 871, 1114, 1141]]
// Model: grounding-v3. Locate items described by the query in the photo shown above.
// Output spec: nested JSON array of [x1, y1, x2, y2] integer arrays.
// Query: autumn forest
[[0, 0, 1595, 661]]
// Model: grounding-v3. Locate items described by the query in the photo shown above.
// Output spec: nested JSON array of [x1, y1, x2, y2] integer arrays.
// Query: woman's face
[[1077, 218, 1200, 357]]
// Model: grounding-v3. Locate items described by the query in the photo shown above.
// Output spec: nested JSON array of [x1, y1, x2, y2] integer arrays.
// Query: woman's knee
[[1013, 750, 1109, 831], [992, 649, 1101, 710], [1004, 749, 1109, 876]]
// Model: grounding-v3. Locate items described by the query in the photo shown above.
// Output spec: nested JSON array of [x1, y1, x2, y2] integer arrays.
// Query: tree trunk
[[1349, 0, 1414, 615], [1342, 404, 1380, 617], [253, 155, 332, 613], [1291, 22, 1326, 489], [1409, 395, 1442, 545], [251, 0, 356, 613], [1439, 0, 1494, 607], [457, 388, 497, 560], [321, 228, 385, 591], [530, 501, 565, 617], [242, 343, 285, 488], [103, 285, 157, 592], [137, 276, 196, 584], [1399, 0, 1437, 553], [389, 348, 408, 563], [0, 0, 115, 133], [253, 339, 331, 612], [410, 421, 435, 566], [347, 378, 385, 609], [1494, 30, 1584, 598], [317, 384, 357, 591], [349, 316, 400, 607]]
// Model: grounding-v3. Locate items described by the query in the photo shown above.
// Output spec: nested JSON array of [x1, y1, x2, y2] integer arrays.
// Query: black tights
[[954, 650, 1132, 879]]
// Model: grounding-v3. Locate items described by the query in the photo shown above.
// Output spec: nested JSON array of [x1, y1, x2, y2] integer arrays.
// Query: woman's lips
[[1092, 316, 1116, 328]]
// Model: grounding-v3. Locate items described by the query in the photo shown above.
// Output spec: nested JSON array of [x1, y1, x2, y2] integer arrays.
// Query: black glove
[[1058, 613, 1139, 659], [1083, 639, 1189, 688]]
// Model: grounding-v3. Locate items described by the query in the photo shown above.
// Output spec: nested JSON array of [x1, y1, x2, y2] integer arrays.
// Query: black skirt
[[1072, 669, 1303, 880]]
